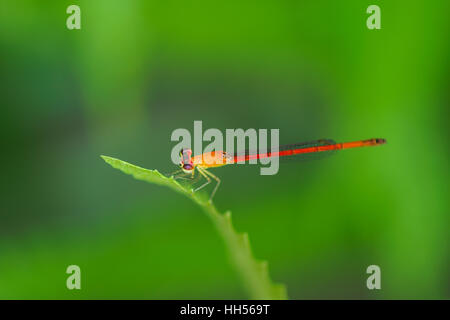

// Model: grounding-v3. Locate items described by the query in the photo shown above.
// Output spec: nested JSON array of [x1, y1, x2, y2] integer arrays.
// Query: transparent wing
[[232, 139, 337, 163]]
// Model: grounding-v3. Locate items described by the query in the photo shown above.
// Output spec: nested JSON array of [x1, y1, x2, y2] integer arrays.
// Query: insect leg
[[165, 169, 183, 177], [194, 167, 211, 192], [203, 169, 221, 203]]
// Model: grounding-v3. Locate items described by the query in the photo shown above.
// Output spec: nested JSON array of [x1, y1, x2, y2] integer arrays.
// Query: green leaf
[[101, 155, 288, 300]]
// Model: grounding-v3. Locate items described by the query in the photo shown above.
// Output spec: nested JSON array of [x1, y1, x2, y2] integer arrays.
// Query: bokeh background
[[0, 0, 448, 299]]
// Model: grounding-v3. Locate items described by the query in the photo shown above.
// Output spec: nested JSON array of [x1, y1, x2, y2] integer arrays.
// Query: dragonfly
[[170, 138, 386, 202]]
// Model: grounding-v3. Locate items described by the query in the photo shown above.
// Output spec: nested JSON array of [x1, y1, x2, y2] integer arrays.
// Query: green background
[[0, 0, 448, 299]]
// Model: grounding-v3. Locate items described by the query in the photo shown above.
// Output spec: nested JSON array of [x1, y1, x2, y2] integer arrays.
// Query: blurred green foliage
[[0, 0, 448, 299], [101, 155, 287, 299]]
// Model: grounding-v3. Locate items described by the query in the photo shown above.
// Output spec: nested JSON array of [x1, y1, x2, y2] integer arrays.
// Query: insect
[[170, 138, 386, 202]]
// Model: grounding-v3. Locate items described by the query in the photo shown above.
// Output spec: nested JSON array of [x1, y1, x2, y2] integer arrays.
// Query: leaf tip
[[100, 155, 113, 163]]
